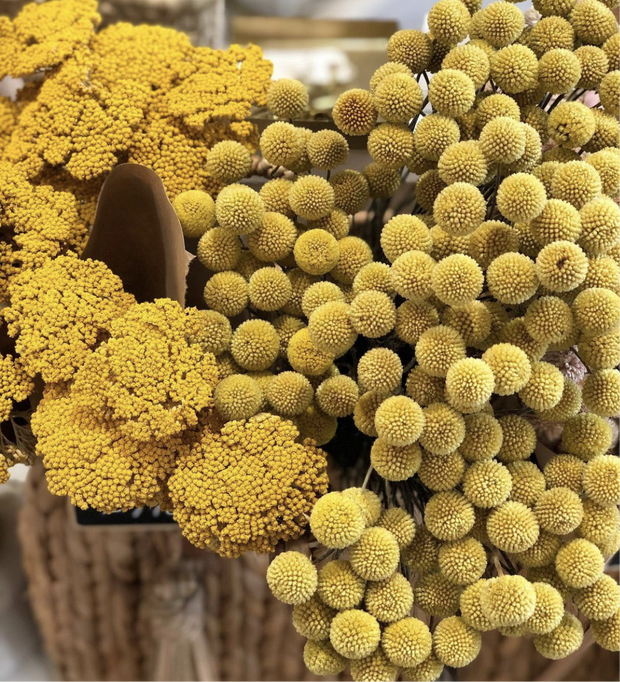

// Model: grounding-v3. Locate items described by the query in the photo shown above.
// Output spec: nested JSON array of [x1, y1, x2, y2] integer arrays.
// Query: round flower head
[[204, 271, 249, 317], [439, 537, 487, 586], [293, 595, 336, 641], [482, 343, 531, 396], [548, 101, 596, 150], [414, 571, 462, 616], [433, 183, 486, 236], [433, 616, 481, 668], [287, 328, 334, 377], [438, 140, 489, 187], [371, 439, 422, 481], [582, 369, 620, 419], [446, 358, 495, 413], [333, 89, 377, 136], [552, 160, 602, 209], [425, 491, 475, 541], [215, 184, 265, 235], [521, 105, 549, 144], [401, 654, 444, 682], [382, 618, 432, 668], [512, 530, 562, 568], [294, 229, 340, 276], [419, 448, 466, 492], [459, 412, 503, 462], [318, 559, 366, 610], [350, 291, 397, 339], [381, 215, 432, 263], [583, 255, 620, 293], [405, 366, 445, 407], [480, 1, 525, 47], [362, 162, 401, 199], [443, 44, 491, 90], [267, 371, 314, 417], [428, 69, 476, 117], [402, 525, 439, 575], [374, 395, 425, 447], [579, 196, 620, 256], [173, 190, 215, 237], [376, 508, 416, 549], [349, 527, 400, 581], [459, 580, 496, 632], [533, 161, 562, 198], [602, 30, 620, 65], [353, 262, 395, 296], [306, 130, 349, 170], [468, 220, 520, 270], [538, 49, 581, 94], [419, 402, 465, 456], [571, 0, 617, 45], [533, 0, 575, 17], [574, 287, 620, 336], [536, 240, 588, 292], [529, 15, 575, 56], [343, 488, 383, 527], [491, 44, 539, 94], [395, 300, 440, 346], [310, 492, 366, 549], [267, 78, 308, 119], [387, 29, 433, 72], [578, 497, 619, 546], [544, 454, 584, 494], [580, 329, 620, 371], [414, 114, 461, 162], [308, 209, 350, 240], [464, 460, 513, 509], [525, 296, 574, 346], [354, 391, 385, 437], [230, 319, 279, 372], [197, 228, 241, 272], [206, 140, 252, 184], [358, 348, 402, 394], [476, 93, 520, 131], [370, 61, 413, 92], [534, 487, 584, 535], [214, 374, 262, 421], [506, 123, 543, 174], [481, 574, 537, 627], [431, 254, 484, 306], [585, 150, 620, 197], [556, 538, 604, 588], [479, 116, 527, 164], [524, 582, 565, 636], [374, 73, 424, 123], [259, 179, 294, 218], [331, 236, 373, 285], [416, 325, 467, 377], [308, 301, 356, 356], [367, 123, 413, 169], [534, 611, 585, 659], [443, 301, 492, 346], [496, 414, 537, 464], [529, 565, 573, 602], [508, 461, 547, 508], [302, 282, 345, 318], [248, 267, 292, 311], [290, 176, 335, 221], [575, 574, 620, 622], [599, 70, 620, 118], [562, 413, 613, 461], [329, 609, 381, 660], [266, 551, 317, 605], [330, 170, 370, 215], [391, 250, 436, 302], [487, 252, 538, 305], [518, 361, 564, 412], [315, 375, 359, 418], [530, 200, 582, 248], [415, 170, 448, 212], [497, 173, 546, 223], [189, 310, 232, 357], [487, 501, 540, 553], [365, 573, 414, 623], [260, 122, 304, 168], [428, 0, 470, 44], [303, 640, 347, 676], [583, 454, 620, 507]]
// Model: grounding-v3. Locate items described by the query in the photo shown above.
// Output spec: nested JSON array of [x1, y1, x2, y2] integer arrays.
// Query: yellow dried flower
[[414, 114, 461, 162], [330, 169, 370, 215], [433, 615, 481, 668], [460, 580, 495, 632], [443, 44, 490, 90], [363, 162, 401, 199], [476, 93, 521, 129], [215, 184, 265, 235], [349, 527, 400, 581], [293, 595, 336, 641], [583, 454, 620, 507], [533, 611, 584, 659], [415, 170, 448, 212], [350, 647, 399, 682], [367, 123, 413, 169], [512, 531, 562, 568], [578, 498, 619, 545], [395, 301, 440, 346], [518, 361, 564, 411], [303, 640, 347, 676], [331, 236, 373, 285], [536, 240, 588, 292], [294, 229, 340, 276], [414, 571, 462, 616], [439, 537, 487, 585], [416, 325, 467, 377], [443, 301, 492, 346], [570, 0, 617, 45], [487, 252, 539, 304], [602, 32, 620, 66], [373, 395, 424, 447], [382, 618, 432, 668], [428, 69, 476, 117], [425, 491, 475, 541], [267, 371, 314, 417], [206, 140, 252, 184], [295, 403, 338, 445], [173, 190, 216, 237], [302, 282, 345, 318], [365, 573, 414, 623], [267, 78, 308, 119], [350, 291, 397, 339], [214, 374, 261, 421], [552, 159, 602, 210], [401, 654, 444, 682], [230, 319, 279, 371], [479, 1, 525, 47], [438, 140, 489, 186], [562, 413, 613, 461], [556, 538, 604, 588], [464, 460, 513, 508], [315, 375, 359, 417], [311, 491, 366, 549], [358, 348, 402, 394], [508, 460, 547, 507], [446, 357, 495, 413], [267, 551, 317, 605], [381, 215, 432, 263], [582, 369, 620, 418], [579, 330, 620, 370], [419, 448, 466, 491], [428, 0, 471, 44], [307, 130, 349, 170], [432, 254, 484, 306], [433, 183, 486, 236], [391, 250, 436, 301], [574, 287, 620, 336], [481, 574, 537, 627], [287, 327, 334, 376], [575, 45, 609, 89], [387, 29, 433, 72], [544, 454, 585, 494], [308, 301, 357, 356], [579, 196, 620, 257], [575, 574, 620, 621], [534, 487, 584, 535], [468, 220, 520, 270], [479, 116, 527, 164], [247, 267, 291, 311], [418, 402, 465, 455], [318, 559, 366, 610], [458, 412, 503, 462], [487, 501, 540, 553], [290, 176, 335, 221], [482, 343, 531, 396], [376, 508, 416, 549], [599, 70, 620, 118], [330, 609, 381, 660], [491, 44, 539, 93], [259, 178, 294, 218], [333, 89, 377, 136], [308, 209, 350, 240], [353, 262, 395, 296], [260, 122, 303, 168], [197, 228, 241, 272], [497, 173, 546, 222], [374, 72, 424, 124]]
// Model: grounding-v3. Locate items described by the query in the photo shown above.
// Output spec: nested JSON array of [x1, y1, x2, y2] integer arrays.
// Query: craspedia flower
[[479, 116, 527, 164], [534, 610, 585, 658], [214, 374, 262, 421], [173, 190, 215, 237], [248, 267, 292, 311], [308, 209, 350, 240], [349, 527, 400, 581], [497, 173, 546, 223], [387, 29, 433, 73], [236, 251, 266, 281], [468, 220, 520, 270], [536, 240, 588, 292], [521, 105, 549, 144], [538, 48, 581, 93], [556, 538, 604, 588], [260, 122, 304, 168], [215, 353, 242, 380], [433, 616, 481, 668], [329, 609, 381, 660], [382, 618, 432, 668], [507, 124, 544, 174], [206, 140, 252, 184], [376, 508, 416, 549], [414, 114, 461, 162], [508, 460, 547, 507], [395, 301, 440, 346], [308, 301, 356, 356], [190, 309, 232, 357], [310, 492, 365, 549], [318, 559, 366, 610], [571, 0, 617, 45], [197, 227, 241, 272], [290, 176, 335, 221], [266, 551, 317, 605], [402, 525, 439, 574], [575, 574, 620, 621], [583, 454, 620, 507], [533, 161, 562, 198], [350, 647, 399, 682], [428, 69, 476, 117], [602, 30, 620, 64], [512, 531, 562, 568], [446, 358, 495, 413], [460, 580, 495, 632], [416, 325, 467, 377], [230, 319, 279, 372], [524, 296, 574, 345], [443, 44, 491, 89], [302, 282, 345, 318], [438, 537, 487, 586], [519, 361, 564, 411], [530, 200, 582, 248], [343, 488, 383, 526], [353, 262, 395, 296], [370, 61, 413, 92], [438, 141, 489, 186], [331, 236, 373, 285], [259, 179, 294, 218], [267, 371, 314, 417], [482, 343, 531, 396], [363, 162, 401, 199], [414, 571, 462, 616], [479, 1, 525, 47], [491, 44, 539, 93], [481, 574, 537, 627], [529, 15, 575, 57], [574, 287, 620, 336], [562, 413, 613, 460], [365, 573, 414, 623], [459, 412, 503, 462], [305, 130, 349, 171], [533, 0, 575, 17], [464, 460, 513, 509], [524, 582, 565, 636], [583, 255, 620, 293], [548, 101, 596, 150], [381, 214, 432, 263], [578, 498, 619, 545], [443, 301, 492, 346], [579, 196, 620, 256], [420, 403, 465, 454], [418, 449, 466, 491], [487, 501, 540, 553], [544, 454, 585, 493], [415, 170, 448, 212], [215, 184, 265, 235], [287, 328, 334, 377], [529, 565, 573, 602], [580, 329, 620, 371], [534, 487, 584, 535], [497, 414, 537, 464], [476, 93, 520, 130], [316, 375, 359, 417], [487, 252, 538, 305], [428, 0, 471, 44], [367, 123, 413, 169], [350, 291, 397, 339], [330, 170, 370, 215], [575, 45, 609, 88], [294, 229, 340, 276], [425, 491, 475, 541], [293, 595, 336, 641], [204, 271, 249, 317], [266, 78, 309, 119], [599, 69, 620, 117], [431, 254, 484, 307], [358, 348, 402, 394], [582, 369, 620, 418], [391, 250, 436, 301], [354, 391, 385, 437], [401, 654, 444, 682], [405, 366, 445, 407], [433, 183, 486, 236], [585, 149, 620, 197], [374, 396, 425, 447], [303, 640, 347, 676], [332, 89, 377, 136], [552, 162, 603, 213]]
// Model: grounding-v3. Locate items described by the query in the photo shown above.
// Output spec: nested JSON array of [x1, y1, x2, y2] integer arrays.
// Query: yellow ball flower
[[482, 343, 531, 395], [576, 46, 609, 89], [491, 44, 539, 93], [446, 357, 495, 413], [365, 573, 415, 623], [206, 140, 252, 184], [374, 395, 425, 447], [350, 291, 397, 338], [479, 1, 525, 47], [260, 121, 304, 168], [311, 492, 366, 549], [266, 551, 318, 605], [574, 286, 620, 336], [381, 214, 432, 263], [443, 301, 492, 346], [247, 267, 292, 311], [439, 537, 487, 585], [582, 369, 620, 418], [534, 611, 585, 659], [302, 282, 345, 318], [367, 123, 414, 169], [428, 69, 476, 117], [481, 574, 537, 627], [333, 89, 377, 136], [534, 487, 584, 535], [487, 501, 540, 553], [518, 361, 564, 411], [570, 0, 617, 45], [458, 412, 503, 462], [419, 402, 466, 455], [414, 571, 462, 615], [318, 559, 366, 610], [579, 329, 620, 370], [548, 101, 596, 150], [575, 574, 620, 622], [391, 250, 436, 301], [405, 366, 445, 406], [497, 414, 537, 464], [599, 69, 620, 118], [395, 301, 440, 346], [487, 252, 539, 305], [416, 325, 467, 377], [425, 491, 475, 541], [433, 183, 486, 236], [173, 189, 215, 237], [443, 44, 491, 89], [525, 582, 565, 635], [307, 130, 349, 170], [196, 227, 241, 272], [556, 538, 604, 588], [331, 236, 373, 285], [497, 173, 547, 222], [544, 454, 584, 493], [460, 580, 495, 632], [382, 617, 432, 668], [438, 140, 489, 186], [294, 229, 340, 276], [363, 162, 402, 199], [267, 371, 314, 417], [376, 508, 417, 549], [419, 448, 466, 492], [353, 262, 395, 296], [308, 301, 356, 356], [267, 78, 308, 119], [402, 526, 439, 574], [533, 0, 575, 18], [579, 195, 620, 256], [562, 413, 613, 460], [315, 375, 359, 418], [464, 460, 513, 509], [246, 212, 296, 262], [530, 199, 582, 247], [303, 640, 347, 676], [468, 220, 520, 270], [431, 254, 484, 306], [414, 113, 461, 162], [259, 178, 294, 218], [215, 184, 265, 235], [214, 374, 262, 421], [476, 93, 520, 130], [203, 271, 248, 317], [479, 116, 527, 164], [583, 454, 620, 507], [358, 348, 402, 393], [428, 0, 471, 44], [344, 487, 383, 526], [536, 240, 588, 292], [293, 595, 336, 641], [512, 531, 562, 568], [370, 61, 413, 92], [290, 176, 335, 221], [287, 327, 334, 377], [330, 169, 370, 215], [350, 527, 400, 581], [508, 460, 547, 507], [433, 616, 481, 668], [524, 296, 574, 345], [415, 170, 448, 212], [401, 654, 444, 682], [578, 498, 619, 545], [539, 48, 581, 93], [387, 30, 433, 73], [330, 609, 381, 660], [552, 159, 602, 209], [602, 31, 620, 67]]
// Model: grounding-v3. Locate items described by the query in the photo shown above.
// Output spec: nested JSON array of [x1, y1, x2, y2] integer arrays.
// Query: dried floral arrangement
[[1, 0, 620, 680]]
